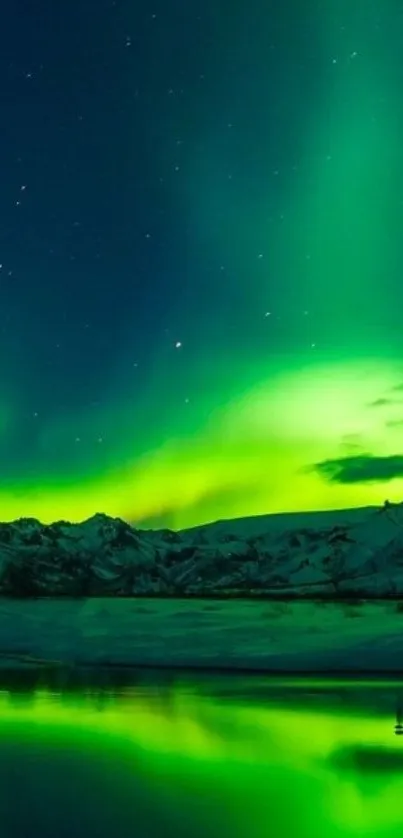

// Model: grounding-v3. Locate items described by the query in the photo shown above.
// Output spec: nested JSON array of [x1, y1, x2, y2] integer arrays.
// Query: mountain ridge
[[0, 499, 402, 597]]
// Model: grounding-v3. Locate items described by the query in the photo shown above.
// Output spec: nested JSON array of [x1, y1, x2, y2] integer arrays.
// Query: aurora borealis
[[2, 1, 403, 528]]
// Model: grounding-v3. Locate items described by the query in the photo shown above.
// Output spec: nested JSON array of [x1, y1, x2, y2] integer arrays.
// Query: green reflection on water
[[0, 674, 403, 837]]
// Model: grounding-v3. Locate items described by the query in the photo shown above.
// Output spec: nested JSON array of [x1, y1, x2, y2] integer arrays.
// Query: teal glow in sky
[[1, 0, 403, 528]]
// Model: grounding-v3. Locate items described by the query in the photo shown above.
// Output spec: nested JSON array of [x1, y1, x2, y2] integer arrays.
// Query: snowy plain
[[0, 597, 403, 672]]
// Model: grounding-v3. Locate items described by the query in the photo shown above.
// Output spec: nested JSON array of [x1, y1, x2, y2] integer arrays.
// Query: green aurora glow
[[3, 1, 403, 529]]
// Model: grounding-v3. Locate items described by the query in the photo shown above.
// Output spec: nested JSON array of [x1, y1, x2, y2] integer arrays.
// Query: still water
[[1, 669, 403, 838]]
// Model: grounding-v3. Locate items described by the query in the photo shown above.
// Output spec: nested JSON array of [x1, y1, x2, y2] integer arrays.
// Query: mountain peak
[[0, 499, 401, 598]]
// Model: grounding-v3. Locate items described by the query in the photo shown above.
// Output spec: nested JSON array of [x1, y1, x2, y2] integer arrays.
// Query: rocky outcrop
[[0, 501, 403, 597]]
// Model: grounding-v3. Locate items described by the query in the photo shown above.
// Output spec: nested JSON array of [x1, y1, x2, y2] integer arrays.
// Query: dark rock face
[[0, 502, 403, 597]]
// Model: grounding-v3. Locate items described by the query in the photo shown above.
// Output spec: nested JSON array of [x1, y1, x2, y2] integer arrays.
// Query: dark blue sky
[[0, 0, 402, 527]]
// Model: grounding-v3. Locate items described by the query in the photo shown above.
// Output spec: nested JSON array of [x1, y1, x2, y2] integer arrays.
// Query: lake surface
[[1, 669, 403, 837]]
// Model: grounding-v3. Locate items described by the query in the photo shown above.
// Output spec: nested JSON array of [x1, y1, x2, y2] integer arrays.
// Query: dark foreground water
[[1, 669, 403, 838]]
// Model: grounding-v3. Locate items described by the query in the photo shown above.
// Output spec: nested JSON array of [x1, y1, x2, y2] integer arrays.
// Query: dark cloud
[[367, 388, 403, 408], [134, 481, 263, 530], [368, 397, 394, 408], [312, 453, 403, 484], [133, 509, 177, 530], [340, 432, 363, 452], [340, 432, 363, 446]]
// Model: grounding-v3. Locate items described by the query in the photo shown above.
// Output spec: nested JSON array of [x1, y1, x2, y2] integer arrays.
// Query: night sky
[[1, 0, 403, 529]]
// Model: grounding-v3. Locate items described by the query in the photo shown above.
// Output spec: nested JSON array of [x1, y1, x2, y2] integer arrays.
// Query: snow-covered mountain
[[1, 500, 403, 597]]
